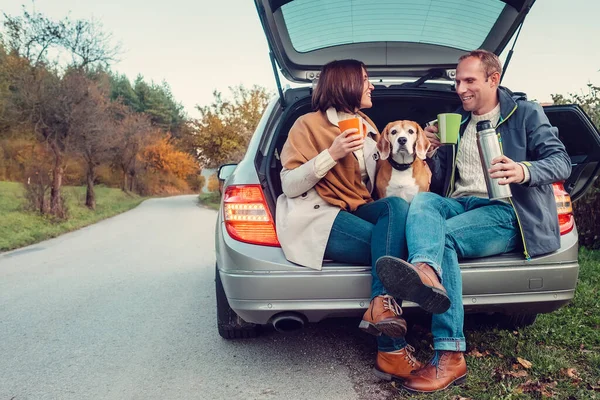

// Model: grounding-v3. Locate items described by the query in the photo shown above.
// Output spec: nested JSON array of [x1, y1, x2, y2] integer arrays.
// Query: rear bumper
[[219, 261, 578, 324], [216, 221, 580, 325]]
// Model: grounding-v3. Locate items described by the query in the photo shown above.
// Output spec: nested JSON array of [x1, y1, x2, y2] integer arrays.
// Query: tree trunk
[[49, 143, 64, 217], [85, 164, 96, 210], [121, 169, 128, 192]]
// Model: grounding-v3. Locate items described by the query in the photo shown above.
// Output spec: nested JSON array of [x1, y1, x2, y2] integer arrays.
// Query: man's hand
[[328, 128, 364, 161], [489, 155, 525, 184], [424, 125, 441, 151]]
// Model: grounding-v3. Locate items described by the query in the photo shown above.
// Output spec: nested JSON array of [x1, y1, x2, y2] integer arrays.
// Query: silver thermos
[[476, 120, 512, 200]]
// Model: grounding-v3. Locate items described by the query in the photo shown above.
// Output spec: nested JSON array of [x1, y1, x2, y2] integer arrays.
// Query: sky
[[1, 0, 599, 118]]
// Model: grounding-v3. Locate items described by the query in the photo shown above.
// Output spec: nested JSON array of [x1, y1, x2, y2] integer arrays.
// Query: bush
[[573, 181, 600, 249]]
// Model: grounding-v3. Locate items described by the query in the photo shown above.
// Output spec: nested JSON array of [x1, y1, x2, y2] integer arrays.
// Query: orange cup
[[338, 118, 363, 138]]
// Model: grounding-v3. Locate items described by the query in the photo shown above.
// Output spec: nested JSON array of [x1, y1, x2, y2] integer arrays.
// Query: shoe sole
[[401, 374, 467, 393], [372, 366, 409, 382], [359, 319, 407, 338], [376, 256, 451, 315]]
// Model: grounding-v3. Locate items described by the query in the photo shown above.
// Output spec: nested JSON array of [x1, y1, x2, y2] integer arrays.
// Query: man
[[375, 49, 571, 393]]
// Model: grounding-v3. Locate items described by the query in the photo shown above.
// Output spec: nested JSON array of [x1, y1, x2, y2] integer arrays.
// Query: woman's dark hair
[[312, 59, 366, 113]]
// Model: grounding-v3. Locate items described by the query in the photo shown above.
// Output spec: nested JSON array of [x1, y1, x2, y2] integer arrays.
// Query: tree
[[67, 70, 117, 209], [207, 173, 219, 193], [2, 6, 120, 69], [133, 76, 187, 136], [192, 85, 271, 168], [112, 106, 152, 192]]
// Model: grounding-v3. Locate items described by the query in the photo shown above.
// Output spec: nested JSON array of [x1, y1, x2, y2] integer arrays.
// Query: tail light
[[222, 184, 280, 247], [553, 181, 574, 235]]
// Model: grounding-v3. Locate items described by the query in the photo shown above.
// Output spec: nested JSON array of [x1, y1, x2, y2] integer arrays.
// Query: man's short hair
[[458, 49, 502, 78]]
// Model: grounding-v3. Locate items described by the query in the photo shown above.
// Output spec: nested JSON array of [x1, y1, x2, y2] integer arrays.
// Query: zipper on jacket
[[445, 145, 457, 197], [496, 105, 532, 260]]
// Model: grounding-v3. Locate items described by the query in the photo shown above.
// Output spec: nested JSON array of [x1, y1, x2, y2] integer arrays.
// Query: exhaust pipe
[[271, 312, 305, 333]]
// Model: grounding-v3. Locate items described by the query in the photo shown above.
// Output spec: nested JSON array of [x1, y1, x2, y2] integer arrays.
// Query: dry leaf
[[467, 349, 489, 358], [494, 351, 505, 358], [560, 367, 581, 382], [517, 380, 556, 398], [451, 396, 473, 400], [517, 357, 532, 369], [508, 370, 529, 378]]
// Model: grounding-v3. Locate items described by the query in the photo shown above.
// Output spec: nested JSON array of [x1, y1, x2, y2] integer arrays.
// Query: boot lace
[[403, 345, 419, 367], [382, 295, 402, 316]]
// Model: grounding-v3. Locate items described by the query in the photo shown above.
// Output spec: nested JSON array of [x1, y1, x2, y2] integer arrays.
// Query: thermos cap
[[476, 120, 493, 132]]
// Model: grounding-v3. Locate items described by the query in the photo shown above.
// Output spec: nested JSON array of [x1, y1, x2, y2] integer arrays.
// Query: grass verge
[[198, 192, 221, 210], [0, 181, 146, 252], [395, 247, 600, 399]]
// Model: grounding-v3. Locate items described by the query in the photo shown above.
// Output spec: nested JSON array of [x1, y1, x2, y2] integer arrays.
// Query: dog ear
[[377, 123, 392, 160], [415, 123, 431, 160]]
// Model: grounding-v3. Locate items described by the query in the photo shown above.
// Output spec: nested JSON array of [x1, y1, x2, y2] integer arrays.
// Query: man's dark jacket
[[429, 87, 572, 258]]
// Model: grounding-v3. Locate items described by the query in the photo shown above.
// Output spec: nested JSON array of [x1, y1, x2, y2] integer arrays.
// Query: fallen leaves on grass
[[560, 367, 582, 385], [467, 348, 490, 358], [493, 367, 528, 380], [515, 380, 557, 398], [517, 357, 533, 369]]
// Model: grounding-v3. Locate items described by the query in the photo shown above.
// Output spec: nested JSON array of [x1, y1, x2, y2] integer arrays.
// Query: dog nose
[[398, 137, 408, 146]]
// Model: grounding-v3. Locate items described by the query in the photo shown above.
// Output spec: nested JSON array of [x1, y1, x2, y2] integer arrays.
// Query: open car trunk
[[258, 86, 600, 216]]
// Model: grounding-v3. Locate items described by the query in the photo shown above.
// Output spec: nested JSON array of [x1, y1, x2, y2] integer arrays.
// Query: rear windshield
[[281, 0, 506, 53]]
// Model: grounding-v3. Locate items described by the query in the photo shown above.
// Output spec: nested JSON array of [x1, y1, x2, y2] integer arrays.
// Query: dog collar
[[388, 157, 412, 171]]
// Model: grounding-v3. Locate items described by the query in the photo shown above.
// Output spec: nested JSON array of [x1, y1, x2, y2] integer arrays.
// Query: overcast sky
[[2, 0, 599, 117]]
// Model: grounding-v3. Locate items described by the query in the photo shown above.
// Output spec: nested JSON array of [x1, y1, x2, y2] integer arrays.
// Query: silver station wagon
[[214, 0, 600, 339]]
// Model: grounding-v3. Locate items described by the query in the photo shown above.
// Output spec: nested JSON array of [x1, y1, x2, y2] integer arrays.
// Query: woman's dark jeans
[[324, 197, 409, 352]]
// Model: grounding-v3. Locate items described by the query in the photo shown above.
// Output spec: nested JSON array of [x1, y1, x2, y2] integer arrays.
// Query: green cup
[[437, 113, 462, 144]]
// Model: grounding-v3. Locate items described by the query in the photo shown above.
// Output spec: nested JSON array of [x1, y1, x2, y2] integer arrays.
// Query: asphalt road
[[0, 195, 397, 400]]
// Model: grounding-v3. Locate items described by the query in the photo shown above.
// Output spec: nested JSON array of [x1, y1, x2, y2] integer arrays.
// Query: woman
[[275, 59, 420, 381]]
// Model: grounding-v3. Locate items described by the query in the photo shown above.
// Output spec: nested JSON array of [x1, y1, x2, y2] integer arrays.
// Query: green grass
[[197, 191, 221, 210], [394, 247, 600, 399], [0, 181, 146, 252]]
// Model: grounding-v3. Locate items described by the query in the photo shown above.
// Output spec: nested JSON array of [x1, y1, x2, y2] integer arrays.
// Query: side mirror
[[217, 164, 237, 194]]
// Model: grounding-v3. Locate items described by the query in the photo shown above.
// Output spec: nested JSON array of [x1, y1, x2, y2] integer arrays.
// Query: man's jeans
[[325, 197, 409, 352], [406, 192, 519, 351]]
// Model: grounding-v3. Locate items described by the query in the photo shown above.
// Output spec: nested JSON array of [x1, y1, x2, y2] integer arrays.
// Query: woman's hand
[[489, 155, 525, 184], [424, 125, 441, 151], [328, 128, 365, 161]]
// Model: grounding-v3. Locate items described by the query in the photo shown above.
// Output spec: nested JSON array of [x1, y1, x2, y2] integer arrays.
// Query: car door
[[544, 105, 600, 201]]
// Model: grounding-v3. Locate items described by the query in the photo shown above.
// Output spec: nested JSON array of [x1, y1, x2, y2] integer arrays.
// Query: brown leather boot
[[375, 256, 450, 314], [373, 345, 423, 381], [402, 351, 467, 393], [359, 295, 407, 338]]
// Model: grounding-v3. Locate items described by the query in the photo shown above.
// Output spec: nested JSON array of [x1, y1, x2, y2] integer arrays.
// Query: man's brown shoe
[[359, 295, 407, 337], [402, 351, 467, 393], [373, 345, 423, 381], [376, 256, 450, 314]]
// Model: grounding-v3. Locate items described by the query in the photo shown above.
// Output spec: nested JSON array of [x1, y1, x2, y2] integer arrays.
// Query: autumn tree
[[207, 173, 219, 193], [67, 70, 117, 209], [192, 85, 271, 168], [3, 9, 120, 216], [112, 106, 152, 192], [142, 134, 198, 179]]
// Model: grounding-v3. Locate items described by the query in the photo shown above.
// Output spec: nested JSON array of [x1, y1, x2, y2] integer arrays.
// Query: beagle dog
[[375, 120, 432, 203]]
